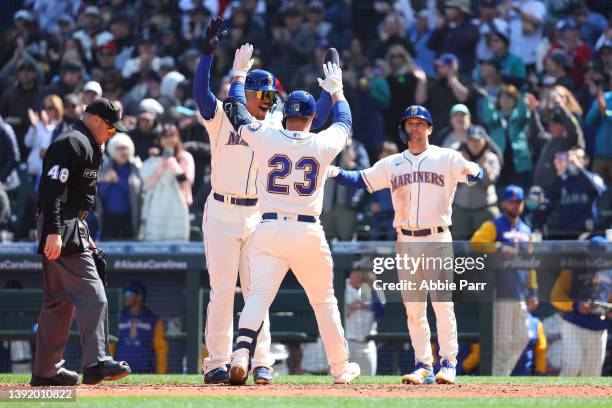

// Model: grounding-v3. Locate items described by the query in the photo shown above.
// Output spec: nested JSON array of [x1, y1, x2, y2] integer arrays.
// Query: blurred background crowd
[[0, 0, 610, 243]]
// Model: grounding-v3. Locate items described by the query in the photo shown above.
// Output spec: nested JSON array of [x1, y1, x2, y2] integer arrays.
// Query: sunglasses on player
[[245, 89, 276, 101]]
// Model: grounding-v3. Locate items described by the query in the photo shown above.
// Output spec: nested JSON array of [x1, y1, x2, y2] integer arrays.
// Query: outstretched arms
[[193, 17, 227, 120]]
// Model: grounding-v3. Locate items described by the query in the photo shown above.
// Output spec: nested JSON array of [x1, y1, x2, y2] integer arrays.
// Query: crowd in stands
[[0, 0, 610, 242]]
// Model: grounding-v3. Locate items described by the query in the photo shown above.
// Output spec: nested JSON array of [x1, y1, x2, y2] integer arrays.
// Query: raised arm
[[193, 17, 227, 120], [318, 62, 352, 134]]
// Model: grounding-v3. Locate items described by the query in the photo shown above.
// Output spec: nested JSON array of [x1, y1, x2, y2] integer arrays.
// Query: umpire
[[30, 98, 132, 386]]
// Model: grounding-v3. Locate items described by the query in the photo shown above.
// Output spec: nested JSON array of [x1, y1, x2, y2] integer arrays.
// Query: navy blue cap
[[434, 53, 459, 67], [124, 281, 147, 299], [502, 185, 524, 201]]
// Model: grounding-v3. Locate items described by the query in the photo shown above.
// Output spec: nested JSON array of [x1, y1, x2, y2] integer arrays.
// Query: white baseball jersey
[[200, 100, 282, 197], [361, 145, 480, 229], [238, 121, 349, 216]]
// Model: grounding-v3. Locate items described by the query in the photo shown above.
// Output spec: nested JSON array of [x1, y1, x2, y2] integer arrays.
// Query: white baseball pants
[[560, 319, 607, 376], [493, 301, 529, 376], [202, 193, 274, 373]]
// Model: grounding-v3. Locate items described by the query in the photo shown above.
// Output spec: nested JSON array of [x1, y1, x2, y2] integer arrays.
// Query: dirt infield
[[7, 383, 611, 399]]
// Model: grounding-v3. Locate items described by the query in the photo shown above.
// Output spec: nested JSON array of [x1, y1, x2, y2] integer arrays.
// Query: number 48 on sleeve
[[47, 165, 69, 183]]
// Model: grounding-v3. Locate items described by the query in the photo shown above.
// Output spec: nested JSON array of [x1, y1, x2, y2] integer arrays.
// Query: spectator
[[0, 58, 42, 152], [114, 282, 168, 374], [50, 93, 82, 142], [322, 140, 370, 241], [305, 1, 333, 41], [91, 41, 121, 84], [98, 133, 143, 240], [384, 44, 423, 140], [478, 84, 532, 188], [575, 60, 608, 119], [140, 124, 194, 241], [352, 65, 390, 159], [81, 81, 103, 106], [418, 53, 469, 139], [72, 5, 113, 63], [344, 259, 384, 376], [409, 9, 436, 78], [108, 13, 134, 70], [543, 50, 575, 91], [122, 32, 161, 83], [224, 5, 270, 59], [438, 104, 472, 149], [43, 61, 84, 98], [129, 98, 163, 161], [547, 148, 606, 237], [478, 18, 527, 86], [0, 126, 17, 230], [586, 89, 612, 184], [367, 141, 398, 241], [550, 21, 592, 89], [269, 6, 316, 85], [475, 0, 501, 62], [477, 58, 504, 102], [452, 125, 502, 240], [527, 93, 584, 195], [471, 185, 539, 376], [428, 0, 479, 76], [24, 94, 62, 181], [367, 13, 415, 61], [0, 116, 21, 194], [506, 0, 546, 71], [159, 71, 187, 117], [567, 0, 607, 49], [291, 40, 330, 97], [551, 236, 611, 376]]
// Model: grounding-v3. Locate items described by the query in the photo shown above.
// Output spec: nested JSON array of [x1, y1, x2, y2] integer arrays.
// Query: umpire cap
[[283, 90, 315, 123], [85, 98, 127, 131], [398, 105, 432, 143], [502, 185, 524, 201], [245, 69, 277, 92]]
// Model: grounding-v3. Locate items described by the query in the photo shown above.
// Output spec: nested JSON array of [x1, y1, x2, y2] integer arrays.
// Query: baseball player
[[221, 61, 361, 385], [470, 185, 539, 376], [551, 236, 611, 376], [192, 19, 335, 384], [329, 105, 483, 384]]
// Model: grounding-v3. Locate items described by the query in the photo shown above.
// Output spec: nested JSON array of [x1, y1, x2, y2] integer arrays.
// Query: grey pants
[[33, 246, 110, 377]]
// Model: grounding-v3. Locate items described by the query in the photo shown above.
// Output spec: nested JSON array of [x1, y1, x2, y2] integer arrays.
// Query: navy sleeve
[[228, 80, 247, 105], [331, 100, 352, 134], [193, 53, 217, 120], [311, 91, 332, 130], [335, 169, 366, 189], [223, 96, 253, 131], [467, 167, 484, 184]]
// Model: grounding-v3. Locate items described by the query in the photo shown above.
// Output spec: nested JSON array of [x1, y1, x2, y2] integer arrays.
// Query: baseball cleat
[[435, 358, 456, 384], [229, 358, 249, 386], [323, 47, 340, 69], [82, 360, 131, 385], [402, 362, 435, 385], [253, 366, 274, 385], [31, 368, 79, 387], [332, 362, 361, 384], [204, 366, 230, 384]]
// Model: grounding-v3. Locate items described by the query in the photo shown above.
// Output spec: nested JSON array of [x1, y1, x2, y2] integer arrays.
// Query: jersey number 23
[[267, 154, 320, 196]]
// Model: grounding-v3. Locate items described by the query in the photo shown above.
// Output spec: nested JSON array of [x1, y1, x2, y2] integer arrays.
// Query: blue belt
[[400, 226, 445, 237], [213, 193, 258, 206], [262, 213, 317, 223]]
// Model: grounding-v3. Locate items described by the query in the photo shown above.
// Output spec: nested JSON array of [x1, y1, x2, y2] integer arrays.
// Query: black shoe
[[253, 366, 273, 385], [30, 368, 79, 386], [82, 360, 131, 385], [204, 367, 230, 384]]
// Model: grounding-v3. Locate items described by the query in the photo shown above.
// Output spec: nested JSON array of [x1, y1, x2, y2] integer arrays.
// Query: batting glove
[[327, 165, 341, 178], [203, 17, 228, 54], [231, 43, 254, 78], [317, 62, 343, 95]]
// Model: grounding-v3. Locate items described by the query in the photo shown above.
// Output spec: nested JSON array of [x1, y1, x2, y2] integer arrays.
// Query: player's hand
[[317, 61, 343, 95], [44, 234, 62, 260], [231, 43, 254, 78], [327, 165, 341, 178], [500, 244, 518, 260], [578, 301, 593, 314], [203, 17, 228, 54], [526, 296, 539, 312]]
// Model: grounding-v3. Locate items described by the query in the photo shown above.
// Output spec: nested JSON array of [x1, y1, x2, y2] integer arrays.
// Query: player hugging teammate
[[195, 17, 483, 386]]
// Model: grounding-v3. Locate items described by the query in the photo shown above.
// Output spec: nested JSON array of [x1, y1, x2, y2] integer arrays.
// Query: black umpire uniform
[[31, 99, 131, 386]]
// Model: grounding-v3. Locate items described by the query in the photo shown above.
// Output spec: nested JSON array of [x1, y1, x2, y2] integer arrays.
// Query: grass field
[[1, 374, 611, 408]]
